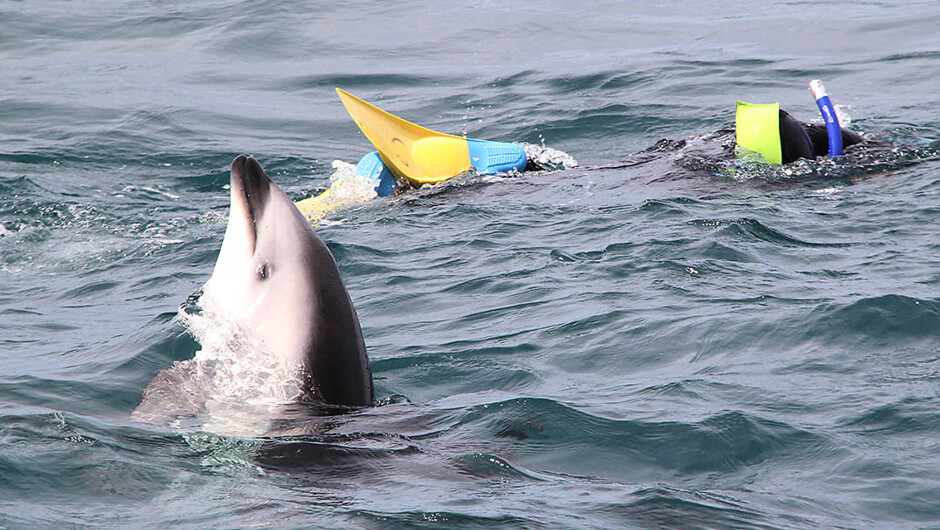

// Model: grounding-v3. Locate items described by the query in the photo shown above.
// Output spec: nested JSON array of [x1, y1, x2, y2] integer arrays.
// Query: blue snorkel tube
[[809, 79, 843, 157]]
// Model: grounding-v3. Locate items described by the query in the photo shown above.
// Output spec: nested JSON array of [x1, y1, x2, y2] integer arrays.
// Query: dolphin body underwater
[[134, 156, 372, 426]]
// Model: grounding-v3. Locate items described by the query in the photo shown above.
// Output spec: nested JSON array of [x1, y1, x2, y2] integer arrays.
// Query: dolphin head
[[201, 155, 373, 407]]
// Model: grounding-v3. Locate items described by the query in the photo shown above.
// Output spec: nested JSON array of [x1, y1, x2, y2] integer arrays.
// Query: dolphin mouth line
[[231, 155, 265, 252]]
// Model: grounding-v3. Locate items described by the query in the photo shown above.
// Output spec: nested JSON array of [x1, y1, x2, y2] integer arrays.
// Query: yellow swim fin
[[336, 89, 526, 185], [295, 188, 338, 223]]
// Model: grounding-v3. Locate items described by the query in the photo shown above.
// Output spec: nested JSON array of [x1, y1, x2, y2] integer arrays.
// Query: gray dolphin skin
[[220, 155, 373, 406], [135, 156, 372, 421]]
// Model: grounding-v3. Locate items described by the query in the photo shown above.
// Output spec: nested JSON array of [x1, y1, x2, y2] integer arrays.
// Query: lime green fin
[[735, 101, 782, 164]]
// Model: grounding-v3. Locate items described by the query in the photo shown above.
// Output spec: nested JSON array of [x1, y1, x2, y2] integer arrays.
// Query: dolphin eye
[[256, 262, 270, 280]]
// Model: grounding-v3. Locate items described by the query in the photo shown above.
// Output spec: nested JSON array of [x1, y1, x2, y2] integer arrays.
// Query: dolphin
[[134, 155, 372, 425]]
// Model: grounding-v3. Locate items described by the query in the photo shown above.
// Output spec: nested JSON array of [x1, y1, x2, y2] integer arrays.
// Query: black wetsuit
[[778, 109, 864, 164]]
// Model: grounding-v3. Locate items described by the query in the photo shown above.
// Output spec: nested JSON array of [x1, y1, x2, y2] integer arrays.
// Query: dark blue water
[[2, 1, 940, 527]]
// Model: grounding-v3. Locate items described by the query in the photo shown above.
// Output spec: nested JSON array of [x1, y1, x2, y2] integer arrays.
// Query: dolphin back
[[300, 228, 374, 406]]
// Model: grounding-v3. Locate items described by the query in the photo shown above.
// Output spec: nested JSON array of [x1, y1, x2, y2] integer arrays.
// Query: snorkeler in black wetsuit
[[777, 109, 864, 164], [735, 80, 867, 165], [620, 80, 925, 179]]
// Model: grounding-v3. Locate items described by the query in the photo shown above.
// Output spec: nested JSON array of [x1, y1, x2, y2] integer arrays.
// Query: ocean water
[[2, 1, 940, 528]]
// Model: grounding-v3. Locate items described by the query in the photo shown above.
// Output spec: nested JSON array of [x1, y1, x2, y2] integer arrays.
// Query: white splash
[[182, 299, 305, 403], [175, 297, 306, 436], [834, 104, 852, 126], [810, 105, 852, 127], [326, 160, 381, 200], [295, 160, 380, 222], [521, 141, 579, 171], [813, 186, 843, 196]]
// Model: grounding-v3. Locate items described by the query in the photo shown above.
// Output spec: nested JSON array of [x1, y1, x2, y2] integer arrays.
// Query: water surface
[[2, 1, 940, 527]]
